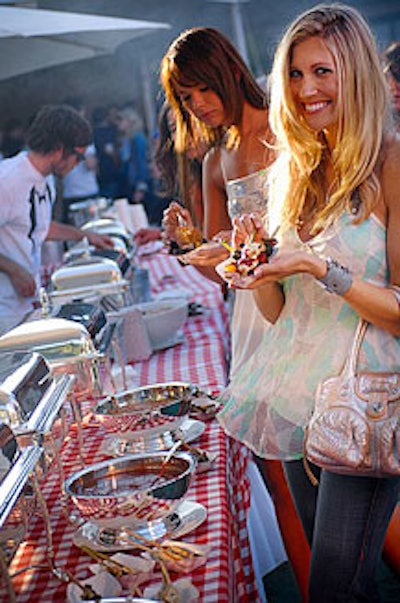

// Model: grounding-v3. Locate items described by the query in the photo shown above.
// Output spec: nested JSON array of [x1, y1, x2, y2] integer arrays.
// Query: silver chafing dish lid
[[51, 257, 123, 290], [0, 317, 95, 361]]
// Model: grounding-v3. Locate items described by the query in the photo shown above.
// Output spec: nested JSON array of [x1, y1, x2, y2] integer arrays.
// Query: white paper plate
[[72, 500, 207, 552]]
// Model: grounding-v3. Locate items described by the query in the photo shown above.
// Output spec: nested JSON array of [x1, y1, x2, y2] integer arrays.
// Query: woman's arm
[[202, 146, 232, 238], [228, 138, 400, 334], [343, 134, 400, 335]]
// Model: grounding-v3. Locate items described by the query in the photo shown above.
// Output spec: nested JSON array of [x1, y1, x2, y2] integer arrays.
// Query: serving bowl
[[137, 299, 188, 350], [91, 382, 193, 437], [64, 451, 196, 528]]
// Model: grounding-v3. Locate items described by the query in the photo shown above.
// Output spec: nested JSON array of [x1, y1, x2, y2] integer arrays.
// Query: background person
[[382, 41, 400, 131], [116, 106, 152, 200], [60, 97, 100, 224], [217, 5, 400, 601], [0, 104, 113, 336]]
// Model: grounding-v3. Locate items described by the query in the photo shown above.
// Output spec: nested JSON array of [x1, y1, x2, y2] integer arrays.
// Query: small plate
[[73, 500, 207, 552], [100, 418, 206, 457]]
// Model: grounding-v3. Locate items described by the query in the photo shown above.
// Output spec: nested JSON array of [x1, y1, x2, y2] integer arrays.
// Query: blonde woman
[[218, 4, 400, 601]]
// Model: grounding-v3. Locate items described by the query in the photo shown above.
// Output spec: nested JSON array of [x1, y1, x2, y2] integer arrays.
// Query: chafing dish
[[81, 218, 133, 255], [91, 382, 193, 439], [68, 197, 111, 227], [0, 318, 103, 403], [91, 248, 132, 277], [48, 258, 129, 309], [53, 301, 125, 395], [51, 257, 122, 290], [0, 424, 57, 600], [0, 423, 42, 556], [0, 425, 42, 563], [64, 451, 196, 529], [0, 350, 74, 473], [55, 302, 107, 341]]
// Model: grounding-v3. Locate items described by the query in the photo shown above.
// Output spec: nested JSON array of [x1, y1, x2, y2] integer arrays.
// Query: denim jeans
[[284, 459, 400, 602]]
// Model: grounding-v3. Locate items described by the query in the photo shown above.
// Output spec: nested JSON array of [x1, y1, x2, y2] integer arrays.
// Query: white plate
[[72, 500, 207, 552], [100, 418, 206, 457]]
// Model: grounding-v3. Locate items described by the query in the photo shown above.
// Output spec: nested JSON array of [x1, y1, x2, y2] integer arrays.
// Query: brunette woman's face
[[289, 35, 339, 136], [175, 82, 227, 127]]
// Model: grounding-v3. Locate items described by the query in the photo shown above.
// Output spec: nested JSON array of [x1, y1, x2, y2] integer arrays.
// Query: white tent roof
[[0, 6, 170, 80]]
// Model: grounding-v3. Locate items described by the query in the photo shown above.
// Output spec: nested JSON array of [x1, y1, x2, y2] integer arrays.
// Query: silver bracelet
[[317, 258, 353, 296]]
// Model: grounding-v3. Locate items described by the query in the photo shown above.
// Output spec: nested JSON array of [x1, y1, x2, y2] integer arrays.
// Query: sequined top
[[226, 167, 270, 224], [218, 210, 400, 460], [225, 168, 270, 378]]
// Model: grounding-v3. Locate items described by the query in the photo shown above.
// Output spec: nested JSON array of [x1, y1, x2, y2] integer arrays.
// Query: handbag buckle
[[365, 400, 387, 419]]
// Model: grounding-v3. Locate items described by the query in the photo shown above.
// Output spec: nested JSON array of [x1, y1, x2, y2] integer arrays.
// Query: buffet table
[[7, 248, 262, 602]]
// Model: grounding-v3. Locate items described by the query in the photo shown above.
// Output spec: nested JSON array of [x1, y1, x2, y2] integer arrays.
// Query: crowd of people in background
[[0, 35, 399, 234], [0, 98, 172, 229]]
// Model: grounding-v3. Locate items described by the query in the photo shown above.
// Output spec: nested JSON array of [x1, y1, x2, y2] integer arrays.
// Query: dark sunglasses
[[72, 149, 86, 162]]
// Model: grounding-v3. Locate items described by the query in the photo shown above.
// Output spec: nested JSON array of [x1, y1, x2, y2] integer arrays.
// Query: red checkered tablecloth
[[6, 251, 261, 603]]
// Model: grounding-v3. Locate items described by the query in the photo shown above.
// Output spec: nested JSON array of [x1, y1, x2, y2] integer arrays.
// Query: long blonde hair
[[269, 3, 390, 232]]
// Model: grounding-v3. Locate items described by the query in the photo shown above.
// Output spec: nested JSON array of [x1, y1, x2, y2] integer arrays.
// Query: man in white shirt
[[0, 104, 113, 335]]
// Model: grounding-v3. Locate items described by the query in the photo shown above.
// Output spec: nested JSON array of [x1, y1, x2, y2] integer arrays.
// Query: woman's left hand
[[218, 247, 320, 289]]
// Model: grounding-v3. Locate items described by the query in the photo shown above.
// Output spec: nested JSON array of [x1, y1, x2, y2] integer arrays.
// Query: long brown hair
[[160, 27, 267, 152]]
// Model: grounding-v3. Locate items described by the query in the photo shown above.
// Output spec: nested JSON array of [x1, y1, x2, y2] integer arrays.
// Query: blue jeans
[[284, 460, 400, 602]]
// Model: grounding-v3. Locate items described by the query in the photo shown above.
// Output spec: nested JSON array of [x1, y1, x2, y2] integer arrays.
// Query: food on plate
[[224, 237, 278, 277], [168, 226, 204, 255]]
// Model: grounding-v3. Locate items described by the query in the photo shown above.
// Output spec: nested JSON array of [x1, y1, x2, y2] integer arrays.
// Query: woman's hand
[[162, 201, 194, 243], [179, 241, 229, 266], [219, 247, 322, 289], [134, 227, 161, 245], [231, 212, 269, 248]]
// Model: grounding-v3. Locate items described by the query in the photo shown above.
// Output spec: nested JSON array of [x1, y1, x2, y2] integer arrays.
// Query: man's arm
[[0, 254, 36, 297], [47, 220, 114, 249]]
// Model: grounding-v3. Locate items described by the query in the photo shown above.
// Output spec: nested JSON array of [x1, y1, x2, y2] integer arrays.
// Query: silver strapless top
[[226, 168, 269, 221]]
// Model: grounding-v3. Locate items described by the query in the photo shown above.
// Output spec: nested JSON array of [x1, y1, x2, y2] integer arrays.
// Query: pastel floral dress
[[217, 210, 400, 460]]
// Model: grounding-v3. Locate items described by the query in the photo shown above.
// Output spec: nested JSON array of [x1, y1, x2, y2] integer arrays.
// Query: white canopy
[[0, 6, 170, 80]]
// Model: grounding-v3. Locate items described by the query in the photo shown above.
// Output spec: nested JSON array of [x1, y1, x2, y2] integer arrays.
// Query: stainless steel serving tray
[[51, 257, 123, 291]]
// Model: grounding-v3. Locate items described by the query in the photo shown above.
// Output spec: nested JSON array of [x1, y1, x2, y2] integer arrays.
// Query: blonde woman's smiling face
[[289, 35, 339, 138]]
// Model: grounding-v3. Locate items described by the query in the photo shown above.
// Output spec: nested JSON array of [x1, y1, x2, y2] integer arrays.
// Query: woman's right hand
[[162, 201, 194, 243], [231, 212, 269, 248]]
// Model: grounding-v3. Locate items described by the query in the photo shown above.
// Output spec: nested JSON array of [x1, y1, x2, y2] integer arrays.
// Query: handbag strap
[[342, 319, 368, 378]]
